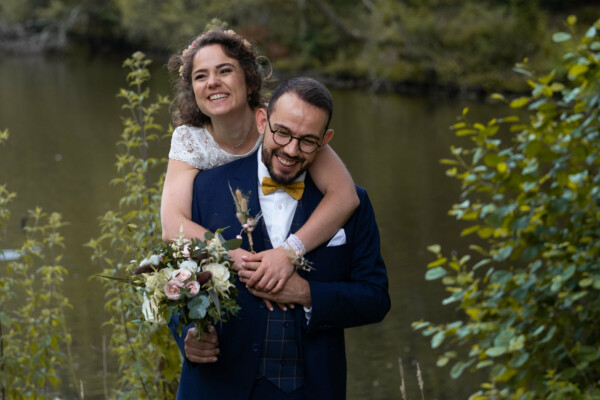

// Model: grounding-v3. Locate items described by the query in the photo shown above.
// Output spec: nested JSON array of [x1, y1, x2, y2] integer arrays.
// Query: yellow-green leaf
[[456, 129, 475, 136], [428, 257, 448, 268], [568, 64, 588, 78], [542, 86, 553, 98], [461, 225, 480, 236], [579, 277, 593, 287], [539, 70, 555, 85], [510, 97, 530, 108], [427, 244, 441, 254]]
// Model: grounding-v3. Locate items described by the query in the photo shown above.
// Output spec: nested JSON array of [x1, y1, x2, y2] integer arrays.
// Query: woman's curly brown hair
[[168, 29, 264, 128]]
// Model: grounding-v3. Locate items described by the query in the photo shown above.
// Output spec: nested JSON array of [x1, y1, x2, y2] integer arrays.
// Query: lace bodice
[[168, 125, 262, 170]]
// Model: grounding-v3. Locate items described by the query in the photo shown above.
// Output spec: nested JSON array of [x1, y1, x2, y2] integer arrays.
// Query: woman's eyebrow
[[193, 62, 235, 73]]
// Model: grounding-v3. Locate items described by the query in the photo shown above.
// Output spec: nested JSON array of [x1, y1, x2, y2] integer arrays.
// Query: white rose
[[179, 260, 199, 274], [148, 254, 161, 266], [203, 262, 233, 293]]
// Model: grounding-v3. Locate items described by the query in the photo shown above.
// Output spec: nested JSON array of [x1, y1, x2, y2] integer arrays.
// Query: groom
[[170, 77, 390, 399]]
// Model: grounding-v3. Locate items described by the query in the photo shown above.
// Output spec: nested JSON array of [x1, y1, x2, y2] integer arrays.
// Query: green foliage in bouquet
[[85, 52, 180, 399], [414, 17, 600, 399], [1, 130, 82, 399]]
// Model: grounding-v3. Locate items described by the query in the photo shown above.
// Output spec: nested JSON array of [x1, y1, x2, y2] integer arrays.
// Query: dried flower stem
[[399, 357, 407, 400], [417, 361, 425, 400], [229, 184, 262, 252]]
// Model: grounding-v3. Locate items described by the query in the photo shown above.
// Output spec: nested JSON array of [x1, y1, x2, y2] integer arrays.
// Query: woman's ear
[[255, 107, 267, 136]]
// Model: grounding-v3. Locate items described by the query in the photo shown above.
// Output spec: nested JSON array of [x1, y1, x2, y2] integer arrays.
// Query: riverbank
[[2, 2, 598, 100]]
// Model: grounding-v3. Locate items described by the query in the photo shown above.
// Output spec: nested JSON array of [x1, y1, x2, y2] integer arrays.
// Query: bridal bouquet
[[131, 230, 241, 337]]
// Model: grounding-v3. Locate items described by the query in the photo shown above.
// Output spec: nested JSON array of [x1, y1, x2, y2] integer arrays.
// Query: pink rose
[[172, 268, 192, 283], [186, 280, 200, 296], [164, 280, 184, 300]]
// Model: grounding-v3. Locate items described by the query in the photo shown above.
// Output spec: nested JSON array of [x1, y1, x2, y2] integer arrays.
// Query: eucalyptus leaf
[[188, 295, 210, 320]]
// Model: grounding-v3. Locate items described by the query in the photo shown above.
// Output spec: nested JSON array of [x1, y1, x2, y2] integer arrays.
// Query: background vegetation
[[2, 1, 600, 398], [85, 52, 181, 398], [1, 51, 181, 398], [415, 17, 600, 399], [1, 131, 82, 398], [1, 0, 600, 94]]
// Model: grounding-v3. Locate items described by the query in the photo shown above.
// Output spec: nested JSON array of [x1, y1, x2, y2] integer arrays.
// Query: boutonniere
[[229, 184, 263, 253]]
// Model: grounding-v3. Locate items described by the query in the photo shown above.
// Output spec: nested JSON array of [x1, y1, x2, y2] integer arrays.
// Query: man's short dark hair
[[267, 77, 333, 132]]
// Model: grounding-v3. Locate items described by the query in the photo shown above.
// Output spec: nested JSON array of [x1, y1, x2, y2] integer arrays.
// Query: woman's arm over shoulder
[[161, 159, 208, 242], [300, 144, 359, 252]]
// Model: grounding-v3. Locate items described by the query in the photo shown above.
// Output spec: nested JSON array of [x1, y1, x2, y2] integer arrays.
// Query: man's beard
[[262, 146, 307, 185]]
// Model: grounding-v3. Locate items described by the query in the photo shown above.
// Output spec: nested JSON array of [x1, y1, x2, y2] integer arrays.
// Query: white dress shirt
[[257, 148, 312, 320], [257, 147, 305, 247]]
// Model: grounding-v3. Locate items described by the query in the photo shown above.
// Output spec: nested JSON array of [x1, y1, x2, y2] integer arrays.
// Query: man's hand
[[241, 247, 294, 293], [184, 326, 219, 363], [240, 271, 312, 308]]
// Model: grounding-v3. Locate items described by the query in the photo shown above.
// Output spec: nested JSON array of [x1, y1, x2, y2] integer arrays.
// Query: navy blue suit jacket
[[170, 152, 390, 399]]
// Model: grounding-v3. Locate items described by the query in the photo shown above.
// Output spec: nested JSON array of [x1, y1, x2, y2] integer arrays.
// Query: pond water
[[0, 53, 503, 399]]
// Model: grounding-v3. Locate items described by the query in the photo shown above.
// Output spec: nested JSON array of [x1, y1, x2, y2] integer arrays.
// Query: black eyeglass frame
[[266, 114, 324, 154]]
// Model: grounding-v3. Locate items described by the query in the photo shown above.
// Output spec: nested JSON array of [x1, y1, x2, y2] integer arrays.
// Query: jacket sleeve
[[305, 188, 391, 333]]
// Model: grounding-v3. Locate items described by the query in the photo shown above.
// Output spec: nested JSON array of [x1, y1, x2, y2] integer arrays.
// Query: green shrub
[[86, 52, 180, 399], [414, 17, 600, 399], [1, 132, 81, 399]]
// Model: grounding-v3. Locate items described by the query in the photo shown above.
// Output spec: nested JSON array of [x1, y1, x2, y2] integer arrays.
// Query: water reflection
[[0, 55, 502, 399]]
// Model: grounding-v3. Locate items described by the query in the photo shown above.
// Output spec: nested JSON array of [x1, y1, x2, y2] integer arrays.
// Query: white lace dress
[[168, 125, 262, 170]]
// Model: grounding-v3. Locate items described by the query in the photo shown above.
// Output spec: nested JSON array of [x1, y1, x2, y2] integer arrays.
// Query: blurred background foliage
[[1, 0, 599, 94]]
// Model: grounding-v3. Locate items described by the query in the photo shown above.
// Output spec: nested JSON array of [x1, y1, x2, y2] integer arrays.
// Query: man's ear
[[320, 129, 334, 148], [255, 107, 267, 136]]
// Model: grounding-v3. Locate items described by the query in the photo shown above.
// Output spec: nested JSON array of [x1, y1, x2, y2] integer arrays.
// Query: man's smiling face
[[257, 92, 333, 184]]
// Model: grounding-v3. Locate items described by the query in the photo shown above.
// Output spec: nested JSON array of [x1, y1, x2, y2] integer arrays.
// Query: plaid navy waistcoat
[[256, 215, 305, 393]]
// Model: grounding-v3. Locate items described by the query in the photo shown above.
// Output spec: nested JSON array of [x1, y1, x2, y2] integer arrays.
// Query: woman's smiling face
[[191, 44, 249, 119]]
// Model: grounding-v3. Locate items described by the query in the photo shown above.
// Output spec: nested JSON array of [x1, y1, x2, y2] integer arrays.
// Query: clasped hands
[[184, 247, 311, 364], [232, 246, 311, 311]]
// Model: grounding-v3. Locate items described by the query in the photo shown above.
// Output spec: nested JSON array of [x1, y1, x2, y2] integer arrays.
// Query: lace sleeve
[[169, 124, 263, 170], [168, 125, 205, 169]]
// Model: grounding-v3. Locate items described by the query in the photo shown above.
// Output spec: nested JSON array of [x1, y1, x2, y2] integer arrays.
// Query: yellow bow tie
[[261, 177, 305, 200]]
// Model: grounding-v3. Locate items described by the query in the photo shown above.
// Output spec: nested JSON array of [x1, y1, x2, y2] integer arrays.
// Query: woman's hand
[[240, 247, 294, 293], [228, 247, 252, 272]]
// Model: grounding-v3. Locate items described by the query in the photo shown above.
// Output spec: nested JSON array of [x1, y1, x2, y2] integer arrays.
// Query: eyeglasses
[[266, 115, 323, 154]]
